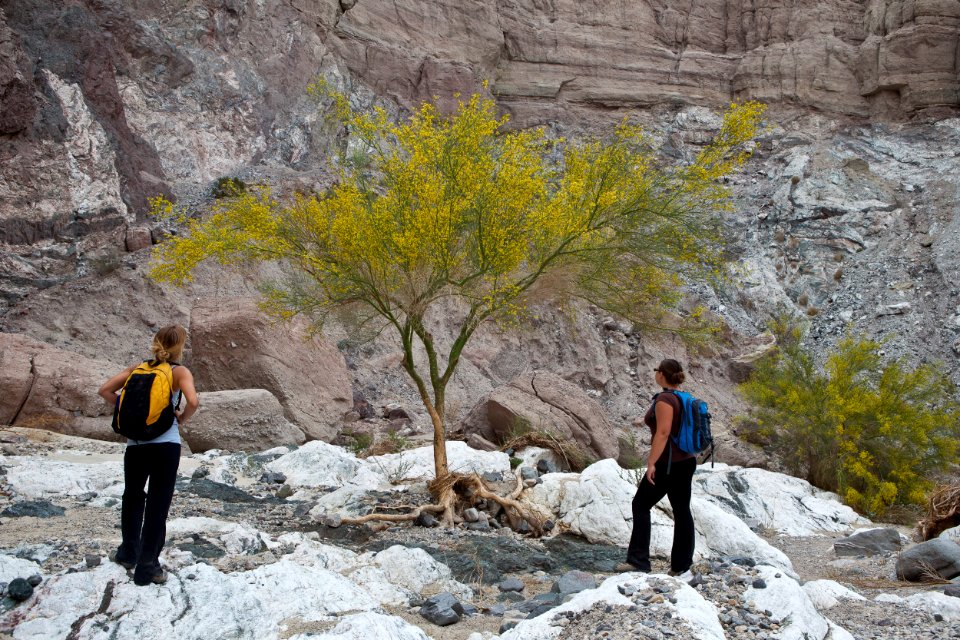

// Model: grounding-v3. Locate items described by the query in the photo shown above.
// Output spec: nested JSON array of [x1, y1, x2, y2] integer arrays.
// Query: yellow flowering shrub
[[740, 319, 960, 518], [150, 86, 764, 476]]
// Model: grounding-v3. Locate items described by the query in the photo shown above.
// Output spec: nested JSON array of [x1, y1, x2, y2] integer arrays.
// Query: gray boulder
[[498, 577, 525, 593], [182, 389, 305, 453], [896, 539, 960, 582], [189, 298, 352, 441], [552, 570, 597, 596], [462, 370, 619, 464], [834, 528, 902, 557], [419, 592, 463, 626]]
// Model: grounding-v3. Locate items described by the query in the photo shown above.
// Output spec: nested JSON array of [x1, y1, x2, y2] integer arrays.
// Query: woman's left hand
[[645, 465, 656, 485]]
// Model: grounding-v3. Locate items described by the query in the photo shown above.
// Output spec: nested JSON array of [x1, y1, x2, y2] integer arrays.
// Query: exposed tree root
[[918, 483, 960, 541], [340, 470, 544, 536]]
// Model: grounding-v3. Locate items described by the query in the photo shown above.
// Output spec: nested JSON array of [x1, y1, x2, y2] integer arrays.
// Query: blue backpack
[[657, 389, 715, 471]]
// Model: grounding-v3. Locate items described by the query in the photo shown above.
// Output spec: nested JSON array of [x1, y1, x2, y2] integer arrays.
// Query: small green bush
[[346, 432, 373, 456], [509, 456, 523, 469], [739, 318, 960, 518], [212, 176, 247, 199]]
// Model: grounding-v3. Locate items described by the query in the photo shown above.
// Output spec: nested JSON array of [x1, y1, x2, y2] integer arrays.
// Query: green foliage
[[739, 318, 960, 518], [616, 434, 644, 470], [212, 177, 247, 199], [345, 431, 373, 456], [509, 456, 523, 470]]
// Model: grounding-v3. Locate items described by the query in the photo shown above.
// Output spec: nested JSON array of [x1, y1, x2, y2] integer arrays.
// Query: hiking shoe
[[615, 562, 649, 573], [133, 569, 168, 586], [109, 551, 135, 571], [667, 567, 691, 577]]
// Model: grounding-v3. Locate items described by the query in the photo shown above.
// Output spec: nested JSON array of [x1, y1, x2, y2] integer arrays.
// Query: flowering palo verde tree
[[150, 82, 765, 530]]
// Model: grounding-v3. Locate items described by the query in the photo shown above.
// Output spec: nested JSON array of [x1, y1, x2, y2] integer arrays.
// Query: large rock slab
[[896, 538, 960, 581], [462, 370, 619, 464], [1, 514, 470, 639], [521, 459, 793, 574], [189, 298, 352, 441], [0, 333, 120, 442], [834, 528, 903, 557], [693, 464, 868, 536], [182, 389, 306, 453]]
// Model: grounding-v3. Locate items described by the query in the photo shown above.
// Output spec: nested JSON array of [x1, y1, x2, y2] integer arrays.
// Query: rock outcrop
[[0, 332, 119, 441], [181, 389, 306, 453], [189, 298, 353, 441], [462, 370, 620, 464]]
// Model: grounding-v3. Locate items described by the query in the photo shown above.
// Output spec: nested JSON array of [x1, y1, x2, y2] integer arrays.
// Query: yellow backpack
[[111, 360, 178, 440]]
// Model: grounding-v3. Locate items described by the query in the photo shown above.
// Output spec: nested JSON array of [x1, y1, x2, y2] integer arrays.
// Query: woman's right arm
[[98, 365, 137, 404]]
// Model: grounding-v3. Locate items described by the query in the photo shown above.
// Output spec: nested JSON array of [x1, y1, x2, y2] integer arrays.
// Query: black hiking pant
[[626, 456, 696, 573], [116, 443, 181, 583]]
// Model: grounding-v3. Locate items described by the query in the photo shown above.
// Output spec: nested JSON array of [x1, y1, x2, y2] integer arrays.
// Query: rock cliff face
[[2, 0, 960, 445]]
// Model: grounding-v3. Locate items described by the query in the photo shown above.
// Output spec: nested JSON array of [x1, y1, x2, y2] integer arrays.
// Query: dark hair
[[656, 359, 685, 386]]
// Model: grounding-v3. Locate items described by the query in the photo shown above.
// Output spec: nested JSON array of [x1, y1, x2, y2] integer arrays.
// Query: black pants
[[116, 443, 181, 583], [626, 456, 696, 572]]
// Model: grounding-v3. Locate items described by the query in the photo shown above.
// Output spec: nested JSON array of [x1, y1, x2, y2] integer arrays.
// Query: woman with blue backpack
[[98, 325, 199, 586], [619, 359, 700, 575]]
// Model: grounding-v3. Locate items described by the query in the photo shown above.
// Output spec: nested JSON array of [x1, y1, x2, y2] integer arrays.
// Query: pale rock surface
[[5, 519, 469, 639], [802, 579, 867, 610], [366, 440, 511, 482], [499, 573, 725, 640], [693, 465, 868, 535], [522, 459, 794, 573], [357, 544, 473, 603], [874, 591, 960, 621], [462, 370, 619, 462], [941, 525, 960, 543], [166, 517, 269, 556], [3, 455, 123, 499], [0, 555, 42, 584], [515, 446, 566, 472], [287, 612, 430, 640], [0, 333, 120, 442], [182, 389, 306, 453], [266, 440, 386, 489], [189, 298, 352, 441], [744, 566, 831, 640]]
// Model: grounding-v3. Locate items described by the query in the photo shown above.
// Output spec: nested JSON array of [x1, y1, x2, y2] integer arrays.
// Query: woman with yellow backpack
[[98, 325, 199, 586]]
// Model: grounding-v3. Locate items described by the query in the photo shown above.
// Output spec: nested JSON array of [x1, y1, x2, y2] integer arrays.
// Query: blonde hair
[[151, 325, 187, 363]]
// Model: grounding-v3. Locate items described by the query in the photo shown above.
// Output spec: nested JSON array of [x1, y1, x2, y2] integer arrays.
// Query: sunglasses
[[653, 368, 661, 373]]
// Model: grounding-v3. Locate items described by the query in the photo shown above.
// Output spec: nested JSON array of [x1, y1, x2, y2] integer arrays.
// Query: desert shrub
[[344, 431, 373, 456], [211, 176, 247, 199], [739, 319, 960, 518]]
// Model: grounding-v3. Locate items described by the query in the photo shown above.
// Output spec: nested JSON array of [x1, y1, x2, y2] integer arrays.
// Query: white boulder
[[499, 573, 725, 640], [875, 591, 960, 621], [266, 441, 385, 489], [288, 612, 430, 640], [522, 459, 793, 573], [802, 579, 866, 610], [166, 517, 269, 555], [693, 465, 868, 536], [0, 555, 42, 584], [365, 440, 510, 482], [3, 455, 123, 499], [744, 566, 845, 640]]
